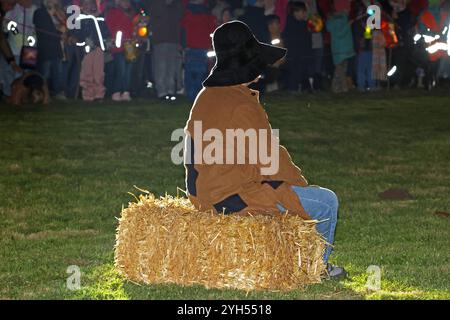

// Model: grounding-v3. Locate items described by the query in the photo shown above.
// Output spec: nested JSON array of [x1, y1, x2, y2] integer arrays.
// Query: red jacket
[[181, 9, 216, 49], [105, 8, 134, 53]]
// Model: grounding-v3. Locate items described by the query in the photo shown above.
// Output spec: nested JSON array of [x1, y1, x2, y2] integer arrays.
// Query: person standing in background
[[304, 0, 324, 90], [61, 0, 83, 99], [282, 1, 313, 92], [240, 0, 270, 93], [34, 0, 66, 99], [105, 0, 135, 102], [212, 0, 230, 22], [239, 0, 270, 43], [77, 0, 108, 101], [0, 0, 15, 62], [181, 0, 216, 101], [220, 6, 233, 24], [326, 2, 355, 93], [353, 0, 375, 91], [389, 0, 414, 87], [265, 14, 284, 92], [2, 0, 35, 98], [147, 0, 184, 100]]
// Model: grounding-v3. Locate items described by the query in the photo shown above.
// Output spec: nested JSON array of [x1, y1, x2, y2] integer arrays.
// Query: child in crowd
[[77, 0, 108, 101], [220, 7, 233, 24], [181, 0, 216, 101], [282, 1, 313, 92], [265, 14, 284, 92], [105, 0, 135, 102], [326, 4, 355, 93], [353, 2, 375, 91], [212, 0, 230, 23]]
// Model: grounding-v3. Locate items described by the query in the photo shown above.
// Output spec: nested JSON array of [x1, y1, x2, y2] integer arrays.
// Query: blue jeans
[[185, 48, 208, 101], [112, 52, 132, 94], [357, 51, 375, 90], [39, 59, 64, 94], [277, 186, 339, 263]]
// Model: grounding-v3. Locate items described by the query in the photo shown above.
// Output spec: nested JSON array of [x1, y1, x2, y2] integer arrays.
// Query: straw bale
[[115, 193, 326, 291]]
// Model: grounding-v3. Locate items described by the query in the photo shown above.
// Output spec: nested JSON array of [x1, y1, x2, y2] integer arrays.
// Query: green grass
[[0, 89, 449, 300]]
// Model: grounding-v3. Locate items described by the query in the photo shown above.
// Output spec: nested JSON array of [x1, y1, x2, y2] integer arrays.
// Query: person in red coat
[[181, 0, 216, 100], [105, 0, 135, 101]]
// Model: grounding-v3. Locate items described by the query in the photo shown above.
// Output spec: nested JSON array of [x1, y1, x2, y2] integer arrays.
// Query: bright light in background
[[76, 41, 86, 47], [271, 38, 280, 45], [115, 31, 123, 48], [207, 51, 216, 58], [27, 35, 36, 47], [387, 65, 397, 77], [413, 34, 422, 42]]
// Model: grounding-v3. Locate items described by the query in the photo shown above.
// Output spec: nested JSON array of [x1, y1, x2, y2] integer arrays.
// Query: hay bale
[[114, 193, 326, 291]]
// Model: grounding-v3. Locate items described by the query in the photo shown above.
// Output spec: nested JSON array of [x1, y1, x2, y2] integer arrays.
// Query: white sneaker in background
[[112, 92, 122, 102], [121, 92, 132, 102]]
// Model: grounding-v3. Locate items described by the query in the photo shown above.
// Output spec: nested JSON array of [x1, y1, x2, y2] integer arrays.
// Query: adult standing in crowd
[[2, 0, 35, 98], [326, 1, 355, 93], [0, 0, 21, 98], [33, 0, 66, 99], [77, 0, 108, 101], [105, 0, 135, 102], [147, 0, 184, 100], [181, 0, 216, 101], [283, 1, 313, 92], [240, 0, 270, 43]]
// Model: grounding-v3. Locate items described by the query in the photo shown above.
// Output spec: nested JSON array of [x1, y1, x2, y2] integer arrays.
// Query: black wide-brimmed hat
[[203, 20, 287, 87]]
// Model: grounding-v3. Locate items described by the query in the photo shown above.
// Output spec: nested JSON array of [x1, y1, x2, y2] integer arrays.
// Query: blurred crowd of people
[[1, 0, 450, 103]]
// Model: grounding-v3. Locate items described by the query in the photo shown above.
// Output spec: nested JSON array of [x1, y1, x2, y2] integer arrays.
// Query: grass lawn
[[0, 89, 449, 300]]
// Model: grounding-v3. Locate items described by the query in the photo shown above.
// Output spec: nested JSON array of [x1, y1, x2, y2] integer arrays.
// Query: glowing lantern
[[138, 26, 148, 37], [364, 25, 372, 39], [307, 14, 324, 33]]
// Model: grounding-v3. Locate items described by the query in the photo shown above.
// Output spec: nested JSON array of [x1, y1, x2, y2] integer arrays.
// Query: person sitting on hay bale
[[183, 20, 347, 279]]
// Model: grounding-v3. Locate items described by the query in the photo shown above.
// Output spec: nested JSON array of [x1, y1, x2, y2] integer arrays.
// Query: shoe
[[121, 92, 132, 101], [54, 93, 67, 101], [112, 92, 122, 102], [322, 263, 348, 280]]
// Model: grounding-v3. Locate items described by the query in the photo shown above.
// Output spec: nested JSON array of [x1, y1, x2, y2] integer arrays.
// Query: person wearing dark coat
[[239, 0, 270, 43], [33, 0, 65, 97], [239, 0, 270, 93], [282, 1, 314, 92]]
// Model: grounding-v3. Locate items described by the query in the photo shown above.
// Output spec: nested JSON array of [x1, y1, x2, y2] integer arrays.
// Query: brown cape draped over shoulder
[[184, 85, 310, 219]]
